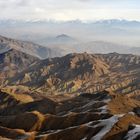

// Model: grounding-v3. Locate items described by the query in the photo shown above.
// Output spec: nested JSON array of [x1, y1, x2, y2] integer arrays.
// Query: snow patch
[[125, 124, 140, 140], [91, 114, 124, 140], [128, 112, 135, 115], [98, 105, 108, 113]]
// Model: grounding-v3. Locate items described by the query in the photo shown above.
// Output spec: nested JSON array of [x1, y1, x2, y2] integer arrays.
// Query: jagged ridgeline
[[2, 51, 140, 96]]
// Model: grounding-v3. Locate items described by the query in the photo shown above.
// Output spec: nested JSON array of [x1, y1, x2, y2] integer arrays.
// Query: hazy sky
[[0, 0, 140, 21]]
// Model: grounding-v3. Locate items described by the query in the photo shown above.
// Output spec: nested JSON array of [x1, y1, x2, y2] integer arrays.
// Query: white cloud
[[0, 0, 140, 21]]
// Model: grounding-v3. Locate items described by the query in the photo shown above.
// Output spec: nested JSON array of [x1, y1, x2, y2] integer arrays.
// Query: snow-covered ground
[[91, 114, 124, 140], [125, 124, 140, 140]]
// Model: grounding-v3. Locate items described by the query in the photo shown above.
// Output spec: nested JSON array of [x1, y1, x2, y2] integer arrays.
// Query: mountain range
[[47, 39, 140, 55], [5, 52, 140, 96], [1, 19, 140, 56], [1, 19, 140, 47], [0, 35, 62, 59], [0, 35, 140, 140]]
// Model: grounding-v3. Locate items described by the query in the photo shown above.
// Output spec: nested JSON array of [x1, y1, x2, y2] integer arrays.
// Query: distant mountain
[[75, 41, 140, 55], [94, 19, 140, 26], [44, 34, 77, 46], [55, 34, 76, 42], [46, 40, 139, 55], [0, 35, 62, 59], [1, 19, 140, 47], [56, 34, 72, 39]]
